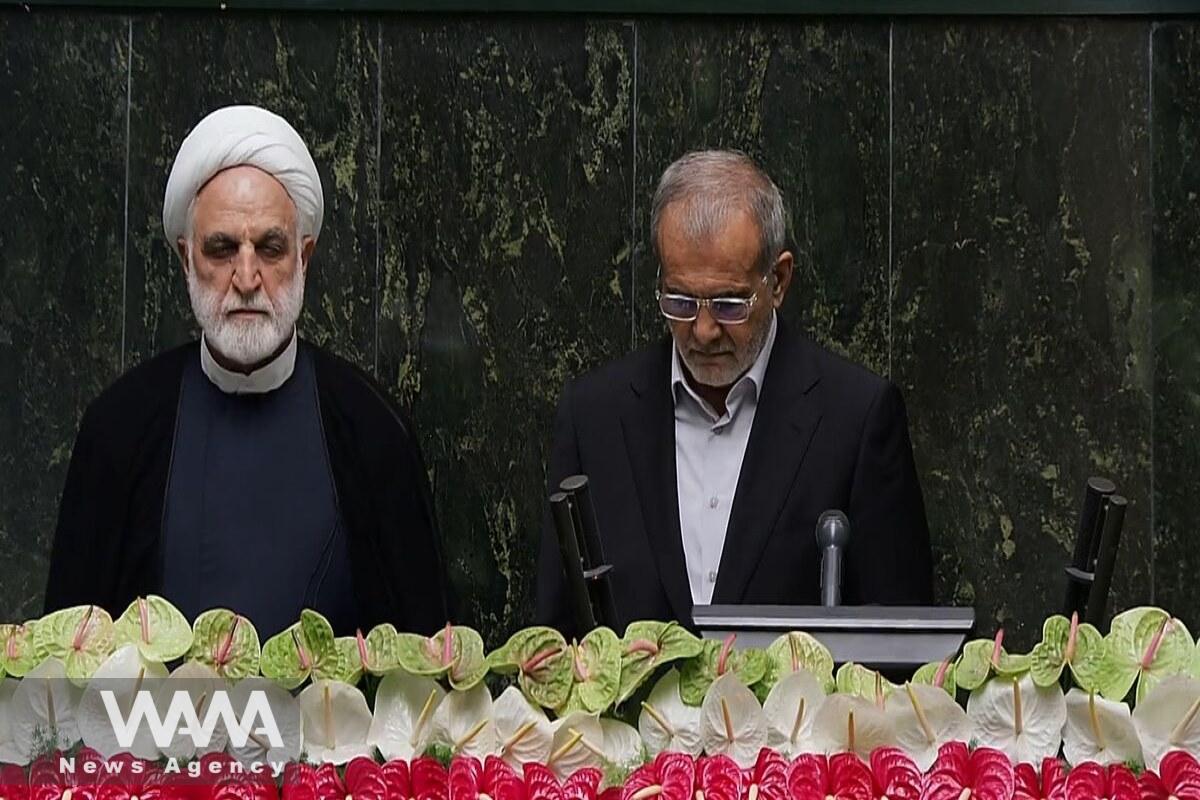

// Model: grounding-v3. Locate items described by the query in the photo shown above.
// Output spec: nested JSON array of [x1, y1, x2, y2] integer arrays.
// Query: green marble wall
[[1, 10, 1196, 649]]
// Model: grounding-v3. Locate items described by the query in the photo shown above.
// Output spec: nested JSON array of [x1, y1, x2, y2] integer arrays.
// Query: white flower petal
[[10, 658, 82, 762], [1132, 675, 1200, 771], [638, 669, 702, 757], [967, 675, 1065, 764], [0, 678, 22, 765], [700, 673, 767, 767], [493, 686, 553, 768], [811, 693, 895, 760], [76, 644, 168, 759], [549, 711, 604, 780], [431, 684, 498, 759], [1062, 688, 1141, 766], [151, 661, 231, 761], [298, 680, 372, 764], [600, 718, 643, 769], [885, 683, 972, 771], [368, 673, 445, 762], [227, 677, 303, 767], [763, 670, 826, 758]]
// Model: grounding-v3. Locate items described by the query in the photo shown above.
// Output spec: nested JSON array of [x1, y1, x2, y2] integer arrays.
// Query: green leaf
[[35, 605, 115, 685], [678, 639, 769, 706], [487, 626, 572, 709], [261, 610, 345, 690], [760, 632, 835, 694], [835, 662, 895, 702], [112, 595, 193, 663], [617, 621, 704, 704], [363, 624, 402, 675], [1097, 607, 1193, 703], [0, 622, 42, 678], [912, 660, 958, 696], [187, 609, 261, 681], [559, 627, 621, 714]]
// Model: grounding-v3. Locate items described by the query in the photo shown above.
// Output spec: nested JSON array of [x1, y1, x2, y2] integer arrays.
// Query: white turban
[[162, 104, 324, 245]]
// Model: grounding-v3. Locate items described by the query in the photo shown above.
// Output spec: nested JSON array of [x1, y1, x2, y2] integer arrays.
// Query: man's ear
[[176, 238, 190, 278], [299, 236, 316, 275], [771, 251, 794, 307]]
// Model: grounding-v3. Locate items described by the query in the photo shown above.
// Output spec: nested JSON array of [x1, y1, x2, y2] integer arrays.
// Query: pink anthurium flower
[[739, 750, 787, 800], [449, 756, 525, 800], [620, 753, 695, 800], [1013, 760, 1065, 800], [29, 748, 106, 800], [524, 763, 601, 800], [379, 758, 449, 800], [787, 754, 873, 800], [93, 754, 170, 800], [300, 758, 388, 800], [281, 764, 318, 800], [696, 755, 742, 800], [1138, 751, 1200, 800], [920, 742, 1014, 800], [1063, 763, 1137, 800], [868, 747, 923, 800]]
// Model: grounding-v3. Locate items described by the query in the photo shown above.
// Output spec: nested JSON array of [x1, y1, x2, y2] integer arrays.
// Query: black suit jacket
[[536, 321, 933, 635]]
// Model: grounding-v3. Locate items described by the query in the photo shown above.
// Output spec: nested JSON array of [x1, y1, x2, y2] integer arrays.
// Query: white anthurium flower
[[153, 661, 231, 761], [548, 711, 604, 780], [368, 672, 445, 762], [10, 657, 83, 762], [76, 644, 168, 759], [431, 683, 499, 760], [0, 678, 22, 765], [1062, 688, 1141, 766], [227, 677, 303, 767], [638, 668, 702, 757], [600, 718, 643, 772], [967, 674, 1066, 764], [493, 686, 553, 769], [700, 672, 767, 768], [885, 682, 973, 771], [1132, 674, 1200, 771], [297, 680, 373, 764], [763, 669, 826, 758], [811, 692, 896, 760]]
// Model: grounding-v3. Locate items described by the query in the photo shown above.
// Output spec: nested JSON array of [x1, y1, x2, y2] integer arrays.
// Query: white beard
[[186, 251, 305, 368], [679, 315, 771, 388]]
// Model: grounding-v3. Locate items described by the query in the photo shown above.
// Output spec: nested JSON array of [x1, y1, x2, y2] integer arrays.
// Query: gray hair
[[650, 150, 787, 275]]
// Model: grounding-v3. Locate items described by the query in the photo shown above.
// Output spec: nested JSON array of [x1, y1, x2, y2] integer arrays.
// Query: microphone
[[816, 510, 850, 607]]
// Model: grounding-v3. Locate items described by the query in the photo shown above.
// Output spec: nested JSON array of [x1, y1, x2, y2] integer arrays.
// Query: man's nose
[[231, 244, 263, 294], [691, 305, 723, 345]]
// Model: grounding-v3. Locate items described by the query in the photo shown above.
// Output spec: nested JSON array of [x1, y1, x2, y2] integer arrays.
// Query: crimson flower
[[1013, 760, 1065, 800], [29, 748, 106, 800], [920, 742, 1014, 800], [1139, 751, 1200, 800], [94, 754, 172, 800], [1062, 763, 1137, 800], [740, 750, 787, 800], [449, 757, 524, 800], [619, 753, 694, 800], [787, 754, 873, 800], [1, 763, 30, 800], [695, 756, 741, 800], [868, 748, 922, 800], [379, 758, 449, 800], [524, 763, 601, 800]]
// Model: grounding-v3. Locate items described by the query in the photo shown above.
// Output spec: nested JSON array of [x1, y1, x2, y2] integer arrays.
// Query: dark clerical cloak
[[44, 339, 450, 636]]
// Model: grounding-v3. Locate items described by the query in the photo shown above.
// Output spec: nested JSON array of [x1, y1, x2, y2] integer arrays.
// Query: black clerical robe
[[44, 339, 451, 635]]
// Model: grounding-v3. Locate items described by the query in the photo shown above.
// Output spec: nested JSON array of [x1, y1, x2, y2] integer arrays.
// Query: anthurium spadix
[[262, 609, 354, 690], [493, 685, 554, 768], [679, 635, 768, 707], [488, 627, 573, 710], [227, 676, 304, 767], [0, 623, 42, 679], [430, 683, 499, 759], [34, 604, 115, 686], [557, 627, 622, 716], [0, 678, 21, 765], [547, 711, 605, 780], [1030, 613, 1106, 691], [912, 659, 958, 697], [966, 674, 1066, 764], [762, 668, 825, 757], [187, 609, 261, 681], [885, 682, 972, 771], [151, 660, 230, 760], [297, 680, 373, 764], [1098, 607, 1193, 704], [760, 631, 835, 695], [616, 621, 704, 705], [1061, 688, 1141, 766], [1132, 674, 1200, 771], [399, 623, 489, 692], [955, 629, 1031, 692], [76, 644, 168, 759], [111, 595, 193, 663], [9, 657, 82, 761], [368, 672, 446, 761], [811, 692, 896, 760], [637, 668, 702, 757], [700, 672, 767, 767]]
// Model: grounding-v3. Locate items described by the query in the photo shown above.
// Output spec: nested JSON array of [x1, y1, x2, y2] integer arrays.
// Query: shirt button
[[709, 496, 719, 508], [708, 570, 718, 583]]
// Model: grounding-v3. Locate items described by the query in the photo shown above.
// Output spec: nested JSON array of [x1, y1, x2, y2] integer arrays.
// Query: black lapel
[[619, 340, 695, 625], [711, 322, 823, 603]]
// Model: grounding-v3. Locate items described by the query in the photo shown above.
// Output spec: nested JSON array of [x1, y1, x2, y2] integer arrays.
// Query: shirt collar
[[671, 311, 779, 418], [200, 329, 298, 395]]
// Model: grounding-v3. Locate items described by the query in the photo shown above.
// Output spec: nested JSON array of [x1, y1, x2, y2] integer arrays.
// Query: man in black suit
[[537, 150, 933, 633]]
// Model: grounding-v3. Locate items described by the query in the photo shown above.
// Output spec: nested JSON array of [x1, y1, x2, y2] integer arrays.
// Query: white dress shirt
[[200, 329, 298, 395], [672, 312, 778, 605]]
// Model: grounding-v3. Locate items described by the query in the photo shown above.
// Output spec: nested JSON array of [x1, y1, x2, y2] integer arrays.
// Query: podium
[[692, 604, 976, 671]]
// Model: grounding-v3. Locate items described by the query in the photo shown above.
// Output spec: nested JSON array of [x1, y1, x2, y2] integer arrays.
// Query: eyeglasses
[[656, 273, 772, 325]]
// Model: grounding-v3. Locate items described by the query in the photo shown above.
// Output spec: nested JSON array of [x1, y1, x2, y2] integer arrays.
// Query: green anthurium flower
[[187, 609, 261, 681], [759, 631, 835, 694], [0, 622, 42, 678], [835, 662, 896, 705], [488, 626, 573, 710], [397, 623, 488, 691], [1097, 607, 1193, 703], [35, 605, 115, 686], [616, 621, 704, 704], [556, 627, 621, 715], [112, 595, 193, 663], [363, 623, 402, 675], [678, 636, 769, 706], [912, 659, 958, 697], [261, 609, 350, 690], [956, 629, 1030, 691], [1029, 612, 1106, 691]]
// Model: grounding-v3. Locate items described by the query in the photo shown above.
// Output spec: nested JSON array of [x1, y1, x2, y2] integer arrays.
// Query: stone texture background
[[1, 10, 1196, 648]]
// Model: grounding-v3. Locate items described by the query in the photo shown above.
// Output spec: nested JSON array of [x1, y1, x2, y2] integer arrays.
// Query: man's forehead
[[194, 165, 295, 209]]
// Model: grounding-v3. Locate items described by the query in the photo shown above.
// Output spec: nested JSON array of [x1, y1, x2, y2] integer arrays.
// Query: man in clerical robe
[[44, 105, 450, 638]]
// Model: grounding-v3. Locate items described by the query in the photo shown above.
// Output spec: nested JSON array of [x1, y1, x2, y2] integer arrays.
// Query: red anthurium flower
[[1138, 751, 1200, 800], [1013, 760, 1065, 800], [619, 753, 694, 800], [524, 764, 601, 800], [94, 754, 173, 800], [210, 763, 279, 800], [868, 748, 923, 800], [597, 790, 621, 800], [920, 742, 1014, 800], [449, 757, 525, 800], [281, 764, 318, 800], [787, 754, 873, 800], [1063, 763, 1137, 800], [696, 755, 742, 800], [380, 758, 449, 800], [1, 763, 30, 800], [29, 748, 107, 800], [740, 750, 787, 800]]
